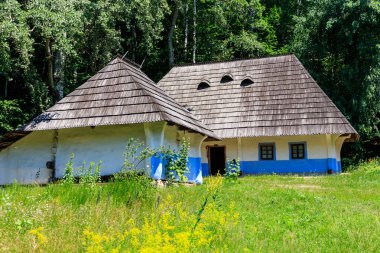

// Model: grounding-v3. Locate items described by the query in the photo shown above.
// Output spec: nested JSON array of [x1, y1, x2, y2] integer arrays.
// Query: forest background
[[0, 0, 379, 163]]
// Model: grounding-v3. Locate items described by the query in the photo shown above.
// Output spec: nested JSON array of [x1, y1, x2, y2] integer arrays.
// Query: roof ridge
[[172, 53, 295, 68], [124, 64, 213, 132], [117, 60, 168, 123], [115, 55, 143, 70], [117, 59, 214, 134]]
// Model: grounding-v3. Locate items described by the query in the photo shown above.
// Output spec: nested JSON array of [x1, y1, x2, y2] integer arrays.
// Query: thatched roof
[[158, 54, 358, 140], [22, 57, 218, 139]]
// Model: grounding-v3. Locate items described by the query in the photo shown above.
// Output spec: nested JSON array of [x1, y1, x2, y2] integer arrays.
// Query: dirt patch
[[274, 184, 329, 190]]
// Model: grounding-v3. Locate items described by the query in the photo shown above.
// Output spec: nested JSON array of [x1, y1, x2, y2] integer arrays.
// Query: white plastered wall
[[201, 134, 346, 163], [0, 131, 54, 185], [201, 138, 238, 164], [55, 124, 145, 177]]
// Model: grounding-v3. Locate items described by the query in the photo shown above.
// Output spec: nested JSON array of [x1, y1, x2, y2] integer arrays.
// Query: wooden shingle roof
[[158, 55, 358, 139], [23, 57, 218, 139]]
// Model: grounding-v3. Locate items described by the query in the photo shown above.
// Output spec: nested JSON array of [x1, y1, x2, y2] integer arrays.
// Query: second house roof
[[158, 54, 358, 139]]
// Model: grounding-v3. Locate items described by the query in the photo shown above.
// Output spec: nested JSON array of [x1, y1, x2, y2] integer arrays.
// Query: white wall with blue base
[[201, 134, 349, 176]]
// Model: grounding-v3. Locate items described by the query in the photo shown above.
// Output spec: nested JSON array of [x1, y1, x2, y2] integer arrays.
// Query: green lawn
[[0, 171, 379, 252]]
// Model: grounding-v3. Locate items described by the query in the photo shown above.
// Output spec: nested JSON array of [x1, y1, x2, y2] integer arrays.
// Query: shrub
[[78, 161, 102, 186], [225, 158, 241, 181], [161, 138, 190, 183], [62, 153, 75, 184], [121, 138, 156, 174]]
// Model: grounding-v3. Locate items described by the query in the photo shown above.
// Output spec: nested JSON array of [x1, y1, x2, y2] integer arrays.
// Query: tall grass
[[346, 158, 380, 174], [1, 170, 380, 252]]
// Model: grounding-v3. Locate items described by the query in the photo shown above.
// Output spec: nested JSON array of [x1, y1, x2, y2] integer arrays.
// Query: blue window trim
[[288, 142, 308, 160], [258, 143, 276, 161]]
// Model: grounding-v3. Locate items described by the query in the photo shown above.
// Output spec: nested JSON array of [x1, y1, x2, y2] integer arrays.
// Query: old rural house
[[0, 57, 217, 185], [0, 54, 358, 184], [158, 55, 358, 176]]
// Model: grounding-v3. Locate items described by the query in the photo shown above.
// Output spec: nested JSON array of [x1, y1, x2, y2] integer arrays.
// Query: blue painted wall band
[[202, 158, 341, 176], [151, 155, 202, 183]]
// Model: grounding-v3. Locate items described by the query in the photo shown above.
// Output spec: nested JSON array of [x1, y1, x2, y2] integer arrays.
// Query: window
[[290, 143, 306, 159], [221, 74, 233, 83], [197, 80, 210, 90], [240, 78, 254, 87], [259, 143, 275, 160]]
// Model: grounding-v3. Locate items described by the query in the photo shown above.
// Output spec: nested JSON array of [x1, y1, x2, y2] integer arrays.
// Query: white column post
[[178, 131, 207, 184], [144, 121, 167, 179], [326, 134, 339, 173], [237, 137, 242, 160]]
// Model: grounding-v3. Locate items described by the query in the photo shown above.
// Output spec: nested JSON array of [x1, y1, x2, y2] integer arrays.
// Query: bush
[[122, 138, 155, 174], [62, 153, 75, 184], [78, 161, 102, 186], [161, 138, 190, 183], [225, 158, 241, 181], [347, 158, 380, 174]]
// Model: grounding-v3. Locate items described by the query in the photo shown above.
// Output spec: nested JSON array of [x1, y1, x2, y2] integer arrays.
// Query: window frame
[[258, 143, 276, 161], [289, 142, 307, 160]]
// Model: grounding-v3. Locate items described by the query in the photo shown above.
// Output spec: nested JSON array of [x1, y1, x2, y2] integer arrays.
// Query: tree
[[0, 100, 27, 134], [168, 0, 179, 67], [26, 0, 84, 102], [291, 0, 380, 158], [0, 0, 32, 98]]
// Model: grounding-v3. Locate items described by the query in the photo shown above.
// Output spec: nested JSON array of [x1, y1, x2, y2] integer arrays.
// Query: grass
[[0, 166, 379, 252]]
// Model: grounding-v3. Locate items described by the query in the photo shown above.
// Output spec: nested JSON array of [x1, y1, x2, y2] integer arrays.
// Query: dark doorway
[[209, 146, 226, 175]]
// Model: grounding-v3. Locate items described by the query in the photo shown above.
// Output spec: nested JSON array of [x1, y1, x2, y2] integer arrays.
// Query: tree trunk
[[132, 20, 137, 61], [184, 1, 189, 56], [169, 0, 179, 67], [192, 0, 197, 63], [54, 50, 65, 99], [297, 0, 302, 15], [45, 38, 59, 102], [4, 75, 8, 98]]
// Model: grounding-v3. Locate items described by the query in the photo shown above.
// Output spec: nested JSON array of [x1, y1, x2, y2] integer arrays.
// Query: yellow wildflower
[[29, 227, 48, 247]]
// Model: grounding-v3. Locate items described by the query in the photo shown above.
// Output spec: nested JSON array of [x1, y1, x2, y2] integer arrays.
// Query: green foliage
[[62, 153, 102, 186], [25, 0, 83, 55], [347, 158, 380, 174], [111, 170, 155, 206], [291, 0, 380, 159], [161, 137, 190, 183], [116, 138, 155, 178], [0, 0, 32, 75], [14, 218, 33, 234], [0, 100, 27, 135], [78, 161, 102, 186], [0, 0, 378, 160], [225, 158, 241, 181], [62, 153, 75, 185], [1, 171, 380, 251]]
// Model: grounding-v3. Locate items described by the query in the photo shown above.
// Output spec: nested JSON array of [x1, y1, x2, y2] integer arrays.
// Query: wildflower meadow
[[0, 140, 379, 252]]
